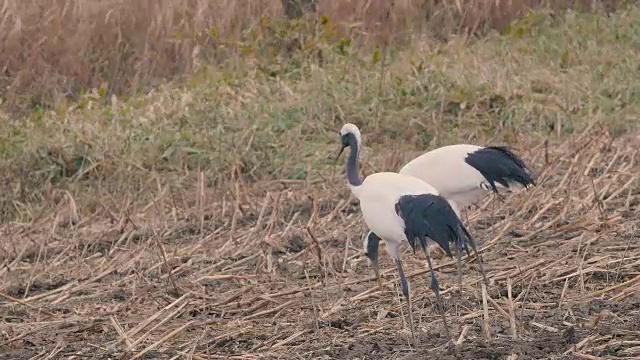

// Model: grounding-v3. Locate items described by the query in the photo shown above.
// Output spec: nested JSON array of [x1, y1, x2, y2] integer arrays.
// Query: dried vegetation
[[1, 1, 640, 359], [0, 0, 626, 111]]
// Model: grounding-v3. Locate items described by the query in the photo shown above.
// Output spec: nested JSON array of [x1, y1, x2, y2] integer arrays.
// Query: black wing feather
[[395, 194, 472, 257], [464, 146, 535, 193], [364, 231, 381, 262]]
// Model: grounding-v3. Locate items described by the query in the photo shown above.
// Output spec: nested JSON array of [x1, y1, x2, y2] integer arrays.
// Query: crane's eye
[[341, 134, 351, 146]]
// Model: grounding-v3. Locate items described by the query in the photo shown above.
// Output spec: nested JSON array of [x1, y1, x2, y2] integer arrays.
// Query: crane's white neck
[[349, 183, 364, 199]]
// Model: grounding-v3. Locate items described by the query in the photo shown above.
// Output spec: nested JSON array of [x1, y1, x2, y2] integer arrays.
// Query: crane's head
[[336, 123, 362, 160]]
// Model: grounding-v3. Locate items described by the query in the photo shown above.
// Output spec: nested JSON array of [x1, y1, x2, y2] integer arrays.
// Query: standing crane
[[363, 143, 535, 289], [337, 123, 486, 346]]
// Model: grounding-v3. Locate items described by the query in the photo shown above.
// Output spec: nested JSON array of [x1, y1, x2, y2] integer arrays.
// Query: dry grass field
[[1, 1, 640, 359]]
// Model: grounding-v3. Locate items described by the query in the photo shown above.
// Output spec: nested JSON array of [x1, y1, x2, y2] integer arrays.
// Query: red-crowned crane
[[363, 140, 535, 290], [337, 123, 487, 347]]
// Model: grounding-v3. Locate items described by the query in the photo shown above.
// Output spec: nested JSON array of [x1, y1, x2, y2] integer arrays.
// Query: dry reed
[[0, 0, 624, 112]]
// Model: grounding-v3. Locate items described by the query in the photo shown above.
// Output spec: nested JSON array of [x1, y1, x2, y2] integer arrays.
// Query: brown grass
[[1, 127, 639, 359], [0, 0, 626, 112], [1, 4, 640, 359]]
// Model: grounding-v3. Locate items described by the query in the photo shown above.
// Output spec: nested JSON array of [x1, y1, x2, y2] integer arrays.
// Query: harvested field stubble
[[1, 128, 639, 360], [1, 3, 640, 360]]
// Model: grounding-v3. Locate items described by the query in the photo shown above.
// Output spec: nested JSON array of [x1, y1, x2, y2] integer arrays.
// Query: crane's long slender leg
[[456, 204, 486, 290], [452, 203, 466, 289], [395, 258, 416, 345], [454, 242, 463, 290], [371, 258, 384, 291], [422, 245, 452, 345], [466, 237, 489, 289]]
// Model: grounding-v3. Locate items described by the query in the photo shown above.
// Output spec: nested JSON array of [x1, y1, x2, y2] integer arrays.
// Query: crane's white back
[[399, 144, 489, 207], [358, 172, 439, 247]]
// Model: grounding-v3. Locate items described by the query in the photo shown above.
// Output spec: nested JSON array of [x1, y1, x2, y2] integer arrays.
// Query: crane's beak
[[335, 145, 346, 162]]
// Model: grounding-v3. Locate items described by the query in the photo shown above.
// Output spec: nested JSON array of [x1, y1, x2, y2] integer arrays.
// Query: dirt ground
[[1, 130, 639, 359]]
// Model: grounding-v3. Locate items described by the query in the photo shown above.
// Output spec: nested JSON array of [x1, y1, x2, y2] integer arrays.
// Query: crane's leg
[[423, 245, 453, 347], [364, 232, 384, 291], [371, 258, 384, 291], [451, 202, 468, 290], [466, 236, 489, 289], [395, 258, 416, 345], [454, 242, 463, 291]]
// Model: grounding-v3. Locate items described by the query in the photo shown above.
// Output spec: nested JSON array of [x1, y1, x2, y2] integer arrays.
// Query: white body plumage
[[337, 123, 489, 345], [357, 171, 441, 259], [399, 143, 529, 212]]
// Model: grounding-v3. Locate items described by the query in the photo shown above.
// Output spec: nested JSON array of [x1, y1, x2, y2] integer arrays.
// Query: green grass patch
[[1, 7, 639, 221]]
